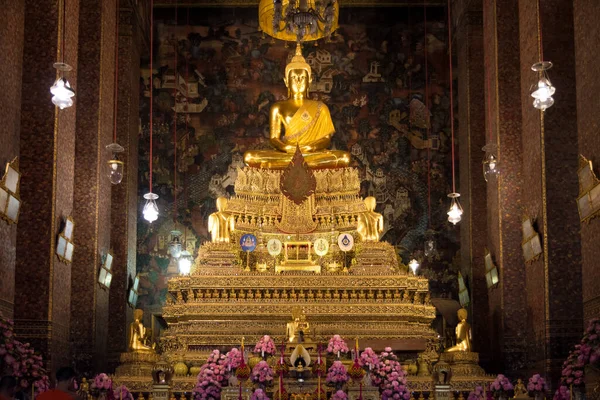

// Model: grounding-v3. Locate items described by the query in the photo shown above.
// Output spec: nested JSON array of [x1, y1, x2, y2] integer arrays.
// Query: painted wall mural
[[137, 7, 459, 309]]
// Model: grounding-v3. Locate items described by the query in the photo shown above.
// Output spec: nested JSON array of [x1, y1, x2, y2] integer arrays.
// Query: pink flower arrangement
[[326, 361, 349, 386], [251, 361, 274, 385], [193, 350, 228, 400], [372, 348, 410, 400], [561, 347, 585, 387], [113, 385, 134, 400], [332, 390, 348, 400], [468, 386, 484, 400], [553, 386, 570, 400], [359, 348, 379, 369], [0, 314, 50, 395], [489, 374, 513, 397], [327, 335, 349, 355], [92, 373, 113, 391], [580, 319, 600, 365], [527, 374, 547, 394], [251, 389, 270, 400], [225, 348, 243, 370], [253, 335, 276, 357]]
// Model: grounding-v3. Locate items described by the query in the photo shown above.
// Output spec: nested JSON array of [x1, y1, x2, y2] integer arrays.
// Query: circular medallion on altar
[[267, 238, 283, 256], [240, 234, 257, 252], [337, 233, 354, 252], [313, 238, 329, 256]]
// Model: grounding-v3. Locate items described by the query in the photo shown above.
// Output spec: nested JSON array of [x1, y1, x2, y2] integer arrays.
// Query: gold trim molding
[[154, 0, 444, 7]]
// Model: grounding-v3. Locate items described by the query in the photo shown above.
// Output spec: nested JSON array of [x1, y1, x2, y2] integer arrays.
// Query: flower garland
[[331, 390, 349, 400], [193, 350, 228, 400], [358, 347, 379, 370], [489, 374, 513, 398], [326, 361, 349, 386], [467, 386, 484, 400], [251, 389, 270, 400], [225, 348, 242, 370], [0, 315, 50, 394], [251, 361, 274, 386], [527, 374, 547, 396], [372, 348, 410, 400], [326, 335, 349, 356], [253, 335, 276, 357]]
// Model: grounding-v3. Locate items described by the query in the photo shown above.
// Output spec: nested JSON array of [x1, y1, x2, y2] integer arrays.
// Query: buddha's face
[[287, 69, 309, 96]]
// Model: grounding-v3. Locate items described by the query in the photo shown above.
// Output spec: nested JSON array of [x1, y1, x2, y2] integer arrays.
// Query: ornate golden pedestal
[[438, 352, 485, 377], [114, 352, 160, 391]]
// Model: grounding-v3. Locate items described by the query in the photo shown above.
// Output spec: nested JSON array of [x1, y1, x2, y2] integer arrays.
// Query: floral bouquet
[[372, 348, 409, 400], [0, 314, 50, 395], [326, 361, 349, 387], [251, 389, 270, 400], [251, 361, 274, 387], [331, 390, 348, 400], [489, 374, 513, 398], [359, 348, 380, 370], [225, 348, 243, 370], [527, 374, 547, 396], [468, 386, 485, 400], [371, 348, 399, 387], [253, 335, 276, 358], [327, 335, 349, 357], [561, 347, 585, 387], [92, 373, 113, 391], [193, 372, 221, 400], [113, 385, 134, 400], [581, 318, 600, 365], [553, 386, 570, 400]]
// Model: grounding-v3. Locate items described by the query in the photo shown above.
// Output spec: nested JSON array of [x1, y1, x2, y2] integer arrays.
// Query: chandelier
[[259, 0, 339, 43]]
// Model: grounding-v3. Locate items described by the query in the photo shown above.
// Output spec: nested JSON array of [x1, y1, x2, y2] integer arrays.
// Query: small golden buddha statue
[[129, 309, 156, 353], [357, 197, 384, 242], [286, 307, 311, 343], [514, 379, 528, 399], [445, 308, 472, 352], [244, 44, 350, 170], [207, 197, 235, 243]]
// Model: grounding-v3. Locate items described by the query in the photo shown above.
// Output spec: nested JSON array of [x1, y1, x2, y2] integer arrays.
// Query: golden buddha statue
[[129, 309, 155, 353], [244, 44, 350, 170], [357, 196, 384, 242], [445, 308, 472, 352], [207, 197, 235, 243], [286, 307, 311, 343]]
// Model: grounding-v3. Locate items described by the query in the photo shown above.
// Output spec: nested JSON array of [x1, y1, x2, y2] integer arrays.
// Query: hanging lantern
[[143, 192, 159, 223], [51, 63, 75, 110], [531, 62, 555, 111], [178, 250, 193, 275], [106, 143, 125, 185], [169, 230, 183, 259], [408, 259, 420, 275], [482, 144, 499, 182], [447, 193, 463, 225]]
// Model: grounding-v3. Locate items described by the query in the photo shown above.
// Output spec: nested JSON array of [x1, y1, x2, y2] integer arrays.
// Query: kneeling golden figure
[[445, 308, 472, 352], [357, 196, 384, 242], [244, 44, 350, 170]]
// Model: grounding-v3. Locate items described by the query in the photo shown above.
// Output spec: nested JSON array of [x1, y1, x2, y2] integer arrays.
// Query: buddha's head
[[134, 308, 144, 322], [216, 197, 228, 212], [364, 196, 377, 211], [284, 43, 312, 98], [457, 308, 468, 322]]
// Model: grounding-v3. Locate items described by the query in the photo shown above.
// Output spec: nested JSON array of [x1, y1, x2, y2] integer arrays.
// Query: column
[[519, 0, 582, 382], [454, 0, 491, 368], [573, 0, 600, 323], [483, 0, 527, 375], [107, 0, 143, 369], [0, 0, 25, 318], [70, 0, 117, 375], [14, 0, 80, 375]]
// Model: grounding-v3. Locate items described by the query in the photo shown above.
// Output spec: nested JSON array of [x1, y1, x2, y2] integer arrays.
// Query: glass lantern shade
[[169, 230, 183, 259], [533, 96, 555, 111], [408, 259, 420, 275], [178, 250, 193, 275], [483, 153, 499, 182], [142, 192, 159, 223], [107, 159, 124, 185], [447, 193, 463, 225], [531, 62, 556, 111], [50, 77, 75, 109]]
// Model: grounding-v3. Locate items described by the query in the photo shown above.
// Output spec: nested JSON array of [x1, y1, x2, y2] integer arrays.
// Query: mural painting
[[137, 7, 459, 309]]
